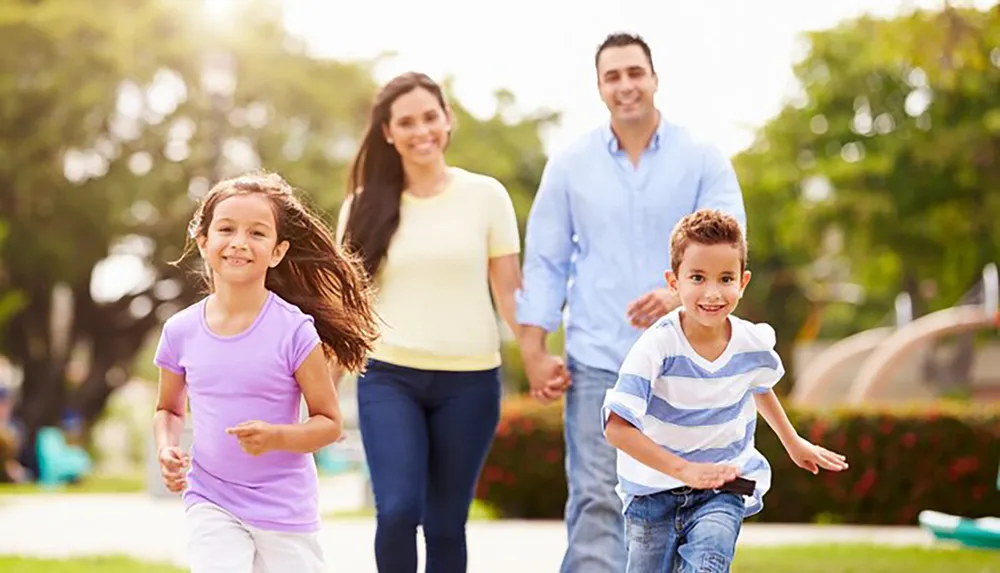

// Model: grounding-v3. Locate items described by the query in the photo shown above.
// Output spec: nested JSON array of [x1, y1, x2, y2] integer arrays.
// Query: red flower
[[901, 432, 917, 448], [852, 468, 877, 497], [545, 449, 560, 463], [859, 435, 874, 454], [484, 466, 503, 483], [879, 420, 894, 435], [809, 421, 827, 443]]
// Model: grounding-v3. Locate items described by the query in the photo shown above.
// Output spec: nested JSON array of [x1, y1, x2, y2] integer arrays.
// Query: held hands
[[524, 352, 570, 404], [157, 446, 190, 493], [786, 435, 849, 475], [627, 288, 679, 329], [676, 461, 740, 490], [226, 420, 283, 456]]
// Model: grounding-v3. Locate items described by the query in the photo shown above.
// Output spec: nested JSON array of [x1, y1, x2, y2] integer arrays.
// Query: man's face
[[597, 44, 658, 126]]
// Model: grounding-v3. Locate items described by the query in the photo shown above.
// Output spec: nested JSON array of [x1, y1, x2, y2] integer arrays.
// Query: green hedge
[[476, 397, 1000, 524]]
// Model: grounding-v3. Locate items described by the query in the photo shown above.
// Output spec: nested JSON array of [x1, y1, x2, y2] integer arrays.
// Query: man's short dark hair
[[595, 32, 655, 74]]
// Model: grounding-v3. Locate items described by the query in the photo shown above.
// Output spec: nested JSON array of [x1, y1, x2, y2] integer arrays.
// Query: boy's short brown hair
[[669, 209, 747, 272]]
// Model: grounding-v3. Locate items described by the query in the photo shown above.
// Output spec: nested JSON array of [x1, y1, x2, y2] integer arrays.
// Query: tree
[[444, 84, 559, 240], [0, 221, 25, 346], [0, 0, 557, 455], [732, 5, 1000, 376], [0, 0, 377, 445]]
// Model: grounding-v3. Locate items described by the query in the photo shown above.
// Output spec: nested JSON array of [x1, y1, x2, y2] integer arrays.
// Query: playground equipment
[[847, 263, 999, 404], [918, 461, 1000, 550], [793, 263, 999, 405], [791, 292, 913, 405], [35, 426, 92, 487]]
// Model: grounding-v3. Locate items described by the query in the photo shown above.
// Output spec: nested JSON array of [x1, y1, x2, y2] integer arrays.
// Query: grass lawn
[[0, 475, 145, 496], [323, 499, 500, 521], [0, 556, 182, 572], [732, 544, 999, 572], [1, 544, 996, 572]]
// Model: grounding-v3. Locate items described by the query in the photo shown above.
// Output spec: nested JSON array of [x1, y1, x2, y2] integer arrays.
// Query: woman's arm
[[488, 253, 523, 339]]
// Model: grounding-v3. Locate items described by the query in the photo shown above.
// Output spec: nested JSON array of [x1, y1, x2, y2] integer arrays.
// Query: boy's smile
[[666, 242, 751, 330]]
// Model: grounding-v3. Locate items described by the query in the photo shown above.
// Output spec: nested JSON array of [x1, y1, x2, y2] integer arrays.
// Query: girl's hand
[[158, 446, 190, 493], [226, 420, 283, 456], [786, 435, 849, 474]]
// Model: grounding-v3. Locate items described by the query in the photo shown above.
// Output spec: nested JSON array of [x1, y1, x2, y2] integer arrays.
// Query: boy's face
[[665, 242, 751, 328]]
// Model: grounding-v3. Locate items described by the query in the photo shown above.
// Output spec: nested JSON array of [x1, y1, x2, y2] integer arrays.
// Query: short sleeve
[[601, 328, 665, 434], [486, 180, 520, 258], [288, 317, 322, 373], [747, 323, 785, 393], [153, 325, 184, 375]]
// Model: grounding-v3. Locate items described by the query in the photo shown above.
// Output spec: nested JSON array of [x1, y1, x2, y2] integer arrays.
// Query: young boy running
[[602, 208, 849, 572]]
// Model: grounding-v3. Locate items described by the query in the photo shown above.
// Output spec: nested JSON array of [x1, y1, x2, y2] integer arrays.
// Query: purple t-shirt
[[154, 290, 322, 533]]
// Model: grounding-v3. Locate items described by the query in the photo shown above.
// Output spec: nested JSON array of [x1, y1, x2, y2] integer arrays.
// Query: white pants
[[186, 502, 325, 573]]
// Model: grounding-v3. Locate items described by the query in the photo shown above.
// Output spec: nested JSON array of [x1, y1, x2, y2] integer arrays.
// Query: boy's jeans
[[625, 488, 745, 573]]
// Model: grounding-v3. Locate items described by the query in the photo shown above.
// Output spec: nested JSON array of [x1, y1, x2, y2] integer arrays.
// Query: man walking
[[516, 32, 748, 572]]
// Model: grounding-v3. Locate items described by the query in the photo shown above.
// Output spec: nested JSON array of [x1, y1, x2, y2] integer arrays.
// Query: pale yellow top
[[336, 167, 521, 371]]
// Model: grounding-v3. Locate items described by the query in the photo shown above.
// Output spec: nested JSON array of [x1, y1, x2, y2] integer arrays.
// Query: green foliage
[[477, 397, 1000, 524], [476, 396, 566, 518], [0, 221, 26, 346], [731, 545, 1000, 573], [444, 83, 559, 243], [734, 6, 1000, 342], [0, 0, 555, 430]]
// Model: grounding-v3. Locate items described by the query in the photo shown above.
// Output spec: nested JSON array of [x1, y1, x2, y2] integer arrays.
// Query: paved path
[[0, 474, 936, 572]]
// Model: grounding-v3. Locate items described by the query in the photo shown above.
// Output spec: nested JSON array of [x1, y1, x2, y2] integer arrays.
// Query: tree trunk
[[9, 286, 68, 434]]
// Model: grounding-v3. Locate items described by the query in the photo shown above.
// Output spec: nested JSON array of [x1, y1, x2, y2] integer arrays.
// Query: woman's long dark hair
[[342, 72, 449, 278], [177, 171, 379, 373]]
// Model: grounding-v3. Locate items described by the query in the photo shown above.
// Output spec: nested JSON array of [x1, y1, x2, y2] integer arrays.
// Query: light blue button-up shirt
[[516, 119, 747, 373]]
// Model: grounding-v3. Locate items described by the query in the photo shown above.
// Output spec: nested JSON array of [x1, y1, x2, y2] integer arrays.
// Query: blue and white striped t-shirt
[[601, 308, 785, 517]]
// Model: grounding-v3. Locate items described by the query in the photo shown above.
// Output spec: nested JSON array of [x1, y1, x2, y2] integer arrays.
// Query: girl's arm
[[153, 368, 187, 453], [280, 345, 343, 453], [488, 253, 523, 339]]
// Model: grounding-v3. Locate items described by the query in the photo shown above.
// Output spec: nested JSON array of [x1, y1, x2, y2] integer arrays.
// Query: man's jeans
[[625, 488, 744, 573], [560, 356, 626, 573]]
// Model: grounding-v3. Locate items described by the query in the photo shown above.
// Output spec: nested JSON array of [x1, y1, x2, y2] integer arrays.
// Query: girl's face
[[382, 87, 451, 168], [196, 194, 289, 287]]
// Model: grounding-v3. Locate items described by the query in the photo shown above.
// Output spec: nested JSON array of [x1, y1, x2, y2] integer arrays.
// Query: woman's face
[[382, 86, 452, 168]]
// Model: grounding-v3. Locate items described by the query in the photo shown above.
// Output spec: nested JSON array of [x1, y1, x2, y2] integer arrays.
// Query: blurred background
[[1, 0, 999, 571]]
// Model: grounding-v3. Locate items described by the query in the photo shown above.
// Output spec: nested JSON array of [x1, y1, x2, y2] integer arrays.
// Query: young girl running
[[153, 171, 379, 572]]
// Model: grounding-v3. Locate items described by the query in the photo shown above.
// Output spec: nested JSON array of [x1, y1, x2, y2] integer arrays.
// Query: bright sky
[[282, 0, 996, 157]]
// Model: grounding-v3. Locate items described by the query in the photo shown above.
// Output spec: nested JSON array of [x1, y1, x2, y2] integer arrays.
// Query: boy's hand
[[157, 446, 190, 493], [226, 420, 282, 456], [676, 461, 740, 490], [786, 435, 849, 474]]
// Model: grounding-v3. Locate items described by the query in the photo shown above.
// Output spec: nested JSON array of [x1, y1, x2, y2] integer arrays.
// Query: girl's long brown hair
[[177, 171, 379, 373]]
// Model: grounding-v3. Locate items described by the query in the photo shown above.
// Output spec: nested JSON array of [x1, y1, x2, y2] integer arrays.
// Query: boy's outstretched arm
[[753, 390, 849, 474], [605, 413, 739, 489]]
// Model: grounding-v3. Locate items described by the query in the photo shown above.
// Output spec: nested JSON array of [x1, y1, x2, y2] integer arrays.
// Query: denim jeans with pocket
[[625, 487, 745, 573]]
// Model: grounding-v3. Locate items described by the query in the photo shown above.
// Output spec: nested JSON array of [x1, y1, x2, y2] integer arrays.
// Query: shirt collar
[[602, 114, 669, 154]]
